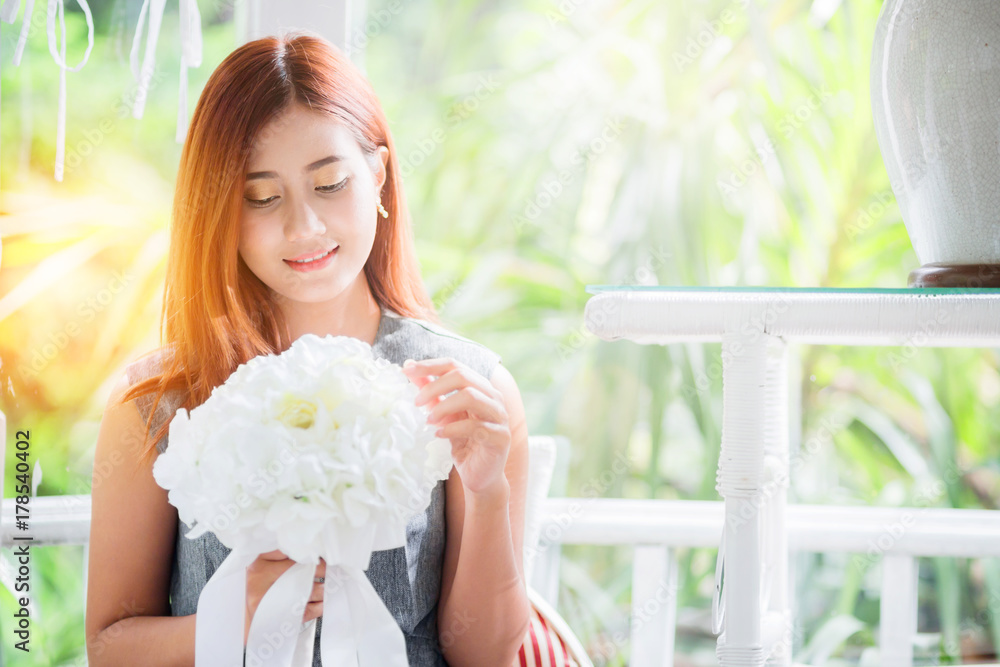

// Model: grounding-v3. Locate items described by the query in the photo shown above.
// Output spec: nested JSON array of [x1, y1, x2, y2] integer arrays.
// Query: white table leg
[[762, 337, 792, 666], [715, 331, 788, 667]]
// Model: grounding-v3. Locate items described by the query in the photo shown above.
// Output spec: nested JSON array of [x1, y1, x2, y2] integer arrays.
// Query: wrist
[[465, 478, 510, 509]]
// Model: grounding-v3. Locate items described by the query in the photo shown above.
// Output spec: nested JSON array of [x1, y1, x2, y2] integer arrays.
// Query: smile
[[284, 246, 338, 272]]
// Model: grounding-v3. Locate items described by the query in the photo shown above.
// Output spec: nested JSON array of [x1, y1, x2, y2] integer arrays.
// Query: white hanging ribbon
[[13, 0, 35, 66], [128, 0, 166, 120], [45, 0, 94, 182], [4, 0, 199, 181], [193, 548, 256, 665], [0, 0, 19, 23], [320, 563, 410, 666], [196, 521, 410, 666], [176, 0, 202, 143], [0, 0, 38, 67]]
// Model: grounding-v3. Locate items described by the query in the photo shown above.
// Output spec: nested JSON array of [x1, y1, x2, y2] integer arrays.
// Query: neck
[[276, 273, 382, 348]]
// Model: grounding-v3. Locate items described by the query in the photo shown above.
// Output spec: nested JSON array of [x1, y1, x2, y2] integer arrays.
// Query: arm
[[85, 371, 197, 666], [432, 363, 531, 667]]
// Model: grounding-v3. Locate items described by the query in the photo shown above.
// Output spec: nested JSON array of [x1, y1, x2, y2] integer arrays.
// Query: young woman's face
[[238, 103, 388, 310]]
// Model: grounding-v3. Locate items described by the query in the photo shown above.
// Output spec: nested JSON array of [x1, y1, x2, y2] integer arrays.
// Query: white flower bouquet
[[152, 333, 453, 666]]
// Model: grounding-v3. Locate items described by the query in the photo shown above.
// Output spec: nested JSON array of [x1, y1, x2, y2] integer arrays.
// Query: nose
[[284, 197, 326, 242]]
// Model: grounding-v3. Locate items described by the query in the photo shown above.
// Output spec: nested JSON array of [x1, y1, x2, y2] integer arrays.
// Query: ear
[[374, 145, 390, 193]]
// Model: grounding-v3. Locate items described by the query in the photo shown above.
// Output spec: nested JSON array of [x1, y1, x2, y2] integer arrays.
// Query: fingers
[[402, 361, 434, 389], [406, 359, 499, 401], [428, 386, 505, 425], [436, 417, 502, 444], [308, 579, 325, 604], [302, 558, 326, 623], [405, 362, 504, 426], [259, 549, 287, 561], [303, 600, 324, 623], [311, 558, 327, 604]]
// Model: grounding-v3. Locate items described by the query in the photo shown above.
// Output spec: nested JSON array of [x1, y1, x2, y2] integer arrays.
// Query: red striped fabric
[[514, 601, 580, 667], [530, 615, 543, 666]]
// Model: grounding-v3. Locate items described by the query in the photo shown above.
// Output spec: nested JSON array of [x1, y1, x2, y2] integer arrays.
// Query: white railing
[[4, 494, 1000, 666], [530, 498, 1000, 667], [580, 286, 1000, 667]]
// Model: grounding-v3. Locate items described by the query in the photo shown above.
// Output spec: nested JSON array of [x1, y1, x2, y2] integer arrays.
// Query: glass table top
[[585, 285, 1000, 295]]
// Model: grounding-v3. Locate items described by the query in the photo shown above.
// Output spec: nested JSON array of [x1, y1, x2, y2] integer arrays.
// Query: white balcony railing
[[3, 492, 1000, 666]]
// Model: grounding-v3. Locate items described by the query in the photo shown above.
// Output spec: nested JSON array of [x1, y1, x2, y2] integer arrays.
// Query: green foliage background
[[0, 0, 998, 664]]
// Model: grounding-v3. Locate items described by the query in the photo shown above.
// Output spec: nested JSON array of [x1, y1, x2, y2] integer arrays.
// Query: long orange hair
[[118, 30, 438, 467]]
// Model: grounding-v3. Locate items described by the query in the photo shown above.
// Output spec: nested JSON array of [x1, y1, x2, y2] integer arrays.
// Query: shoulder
[[376, 310, 503, 382], [123, 347, 175, 386], [120, 347, 185, 435]]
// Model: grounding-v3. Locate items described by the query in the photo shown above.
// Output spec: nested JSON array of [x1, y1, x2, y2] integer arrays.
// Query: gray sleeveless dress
[[125, 305, 503, 666]]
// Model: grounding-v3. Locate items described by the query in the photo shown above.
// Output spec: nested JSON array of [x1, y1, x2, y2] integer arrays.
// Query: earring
[[377, 196, 389, 219]]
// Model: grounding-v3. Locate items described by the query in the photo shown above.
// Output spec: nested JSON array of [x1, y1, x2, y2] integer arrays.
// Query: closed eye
[[316, 176, 350, 193], [244, 177, 350, 208], [245, 195, 278, 208]]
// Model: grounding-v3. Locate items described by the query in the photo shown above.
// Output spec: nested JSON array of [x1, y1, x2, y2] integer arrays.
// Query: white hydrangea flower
[[152, 334, 453, 562]]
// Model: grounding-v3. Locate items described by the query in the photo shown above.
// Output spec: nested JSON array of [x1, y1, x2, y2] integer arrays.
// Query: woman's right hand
[[245, 549, 327, 646]]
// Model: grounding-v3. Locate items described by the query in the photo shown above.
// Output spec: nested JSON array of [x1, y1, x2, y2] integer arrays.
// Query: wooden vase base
[[908, 263, 1000, 288]]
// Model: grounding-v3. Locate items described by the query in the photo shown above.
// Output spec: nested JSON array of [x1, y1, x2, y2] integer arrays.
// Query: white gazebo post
[[234, 0, 371, 71]]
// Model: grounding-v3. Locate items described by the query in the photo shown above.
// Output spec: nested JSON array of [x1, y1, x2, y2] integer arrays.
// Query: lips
[[283, 245, 339, 272], [286, 246, 339, 263]]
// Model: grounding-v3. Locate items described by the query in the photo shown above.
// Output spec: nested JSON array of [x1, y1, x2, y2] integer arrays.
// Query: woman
[[85, 30, 530, 667]]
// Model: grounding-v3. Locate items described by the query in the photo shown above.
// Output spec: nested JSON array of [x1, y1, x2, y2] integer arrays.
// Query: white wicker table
[[582, 286, 1000, 667]]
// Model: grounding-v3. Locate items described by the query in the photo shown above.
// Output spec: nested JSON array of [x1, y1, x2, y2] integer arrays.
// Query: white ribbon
[[0, 0, 37, 67], [3, 0, 199, 182], [196, 521, 410, 667], [45, 0, 93, 182], [176, 0, 202, 143], [13, 0, 34, 66], [0, 0, 18, 23], [129, 0, 166, 121], [129, 0, 202, 142]]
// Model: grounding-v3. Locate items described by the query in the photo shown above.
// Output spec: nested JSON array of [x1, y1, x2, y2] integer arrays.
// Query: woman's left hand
[[403, 357, 510, 497]]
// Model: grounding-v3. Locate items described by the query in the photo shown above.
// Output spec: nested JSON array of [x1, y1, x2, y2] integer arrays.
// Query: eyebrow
[[245, 154, 345, 181]]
